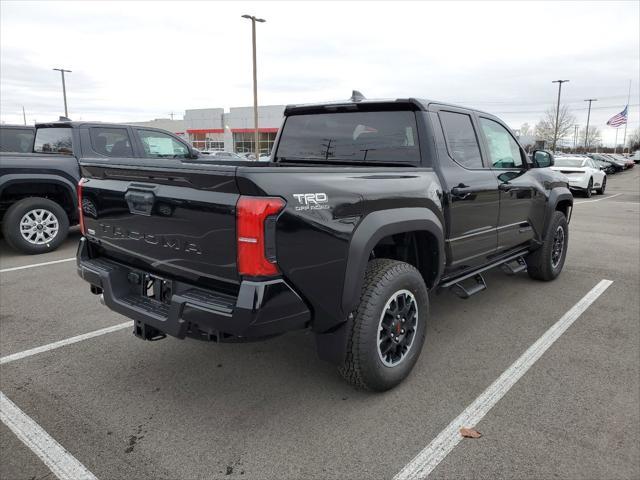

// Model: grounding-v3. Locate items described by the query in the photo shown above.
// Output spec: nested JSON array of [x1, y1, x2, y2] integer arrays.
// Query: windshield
[[554, 158, 586, 168], [34, 127, 73, 154], [276, 111, 421, 164]]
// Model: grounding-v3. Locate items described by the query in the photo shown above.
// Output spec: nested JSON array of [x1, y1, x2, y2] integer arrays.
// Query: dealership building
[[128, 105, 285, 154]]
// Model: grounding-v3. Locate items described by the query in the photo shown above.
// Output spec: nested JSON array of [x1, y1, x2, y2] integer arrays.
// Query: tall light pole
[[573, 124, 579, 152], [551, 79, 569, 152], [584, 98, 597, 150], [241, 14, 265, 160], [53, 68, 72, 118]]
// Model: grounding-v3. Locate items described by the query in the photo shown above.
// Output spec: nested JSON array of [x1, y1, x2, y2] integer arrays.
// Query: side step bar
[[441, 250, 529, 299]]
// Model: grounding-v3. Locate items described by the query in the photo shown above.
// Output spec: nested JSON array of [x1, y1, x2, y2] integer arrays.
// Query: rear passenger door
[[433, 108, 500, 272], [477, 116, 537, 252]]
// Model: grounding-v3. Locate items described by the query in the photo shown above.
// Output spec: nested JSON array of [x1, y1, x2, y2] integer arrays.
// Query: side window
[[137, 129, 189, 159], [439, 111, 483, 169], [0, 128, 34, 153], [33, 127, 73, 154], [90, 127, 133, 157], [479, 118, 524, 169]]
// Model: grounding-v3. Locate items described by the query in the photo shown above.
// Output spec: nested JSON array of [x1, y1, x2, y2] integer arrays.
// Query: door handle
[[498, 183, 514, 192], [451, 185, 474, 199]]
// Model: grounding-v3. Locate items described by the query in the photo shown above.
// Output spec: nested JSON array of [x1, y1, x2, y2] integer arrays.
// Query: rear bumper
[[76, 238, 310, 340]]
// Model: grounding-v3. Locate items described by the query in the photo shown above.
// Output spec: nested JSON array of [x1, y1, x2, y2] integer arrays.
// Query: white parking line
[[394, 279, 613, 480], [0, 257, 76, 273], [0, 321, 133, 365], [0, 391, 98, 480], [574, 193, 622, 204]]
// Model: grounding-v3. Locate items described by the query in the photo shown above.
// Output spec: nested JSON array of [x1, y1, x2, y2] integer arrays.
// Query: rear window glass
[[33, 127, 73, 154], [554, 158, 586, 167], [0, 128, 34, 153], [276, 111, 421, 164], [90, 127, 133, 157]]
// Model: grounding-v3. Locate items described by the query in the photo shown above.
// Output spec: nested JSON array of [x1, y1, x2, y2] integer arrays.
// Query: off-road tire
[[338, 259, 428, 391], [2, 197, 69, 254], [596, 177, 606, 195], [526, 211, 568, 281]]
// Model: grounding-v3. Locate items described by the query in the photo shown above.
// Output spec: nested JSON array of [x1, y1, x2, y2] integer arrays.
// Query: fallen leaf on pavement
[[460, 427, 482, 438]]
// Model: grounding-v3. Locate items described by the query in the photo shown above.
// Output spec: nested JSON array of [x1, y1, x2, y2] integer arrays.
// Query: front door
[[433, 109, 500, 273], [477, 116, 537, 252]]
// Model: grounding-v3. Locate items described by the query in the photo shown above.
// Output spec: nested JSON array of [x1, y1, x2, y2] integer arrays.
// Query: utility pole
[[53, 68, 72, 117], [584, 98, 597, 150], [573, 124, 579, 152], [551, 79, 569, 152], [242, 14, 265, 160], [169, 112, 175, 120], [622, 79, 632, 154], [22, 106, 27, 126]]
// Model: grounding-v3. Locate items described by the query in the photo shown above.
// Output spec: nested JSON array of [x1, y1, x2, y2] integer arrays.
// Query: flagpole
[[622, 79, 631, 153], [614, 128, 618, 154]]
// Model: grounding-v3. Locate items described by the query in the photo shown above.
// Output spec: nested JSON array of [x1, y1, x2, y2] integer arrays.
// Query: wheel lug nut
[[401, 329, 405, 334]]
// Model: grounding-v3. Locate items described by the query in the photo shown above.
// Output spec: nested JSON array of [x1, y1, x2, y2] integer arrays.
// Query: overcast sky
[[1, 0, 638, 145]]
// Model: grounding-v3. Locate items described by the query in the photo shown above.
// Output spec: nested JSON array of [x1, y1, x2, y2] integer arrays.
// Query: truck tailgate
[[80, 163, 240, 287]]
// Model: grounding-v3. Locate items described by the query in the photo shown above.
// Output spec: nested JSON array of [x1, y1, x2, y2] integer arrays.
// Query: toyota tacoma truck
[[0, 121, 190, 254], [76, 94, 573, 391]]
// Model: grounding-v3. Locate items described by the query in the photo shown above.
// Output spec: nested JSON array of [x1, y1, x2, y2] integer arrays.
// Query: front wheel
[[1, 197, 70, 254], [339, 259, 428, 391], [526, 211, 568, 281], [596, 177, 606, 195]]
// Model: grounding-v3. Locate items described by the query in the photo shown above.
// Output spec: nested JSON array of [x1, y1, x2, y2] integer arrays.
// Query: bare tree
[[534, 105, 576, 149], [519, 122, 531, 137], [579, 126, 602, 149], [627, 127, 640, 151]]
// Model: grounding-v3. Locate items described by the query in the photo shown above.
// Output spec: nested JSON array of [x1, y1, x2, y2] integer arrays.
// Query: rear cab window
[[275, 111, 421, 164], [0, 128, 35, 153], [33, 127, 73, 155], [90, 127, 133, 157]]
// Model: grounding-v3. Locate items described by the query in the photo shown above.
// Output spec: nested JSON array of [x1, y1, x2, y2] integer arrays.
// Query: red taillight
[[236, 196, 285, 277], [77, 178, 86, 235]]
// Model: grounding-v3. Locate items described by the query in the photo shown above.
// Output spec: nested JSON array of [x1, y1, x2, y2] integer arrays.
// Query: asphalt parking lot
[[1, 168, 638, 480]]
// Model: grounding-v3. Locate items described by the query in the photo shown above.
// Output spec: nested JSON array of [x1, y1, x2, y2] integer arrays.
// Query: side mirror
[[188, 146, 199, 159], [532, 149, 554, 168]]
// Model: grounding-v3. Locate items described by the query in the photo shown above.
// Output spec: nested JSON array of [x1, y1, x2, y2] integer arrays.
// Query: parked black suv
[[76, 94, 572, 390], [0, 121, 191, 254]]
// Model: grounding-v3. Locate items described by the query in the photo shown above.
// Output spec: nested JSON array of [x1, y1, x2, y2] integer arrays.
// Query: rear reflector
[[236, 196, 285, 277]]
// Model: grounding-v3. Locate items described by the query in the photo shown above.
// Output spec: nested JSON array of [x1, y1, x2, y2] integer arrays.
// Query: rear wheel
[[526, 211, 568, 281], [339, 259, 428, 391], [584, 178, 593, 198], [2, 197, 69, 254], [596, 177, 606, 195]]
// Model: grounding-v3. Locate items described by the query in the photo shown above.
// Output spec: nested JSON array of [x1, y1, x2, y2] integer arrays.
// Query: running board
[[450, 274, 487, 299], [440, 249, 530, 298], [500, 256, 527, 275]]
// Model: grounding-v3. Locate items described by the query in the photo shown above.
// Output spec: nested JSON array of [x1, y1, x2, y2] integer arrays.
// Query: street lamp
[[551, 79, 569, 153], [241, 14, 266, 160], [584, 98, 598, 150], [53, 68, 72, 118]]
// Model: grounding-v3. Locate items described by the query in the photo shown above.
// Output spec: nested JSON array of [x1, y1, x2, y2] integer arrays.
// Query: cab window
[[438, 111, 483, 169], [137, 129, 189, 159], [90, 127, 133, 157], [479, 118, 524, 169]]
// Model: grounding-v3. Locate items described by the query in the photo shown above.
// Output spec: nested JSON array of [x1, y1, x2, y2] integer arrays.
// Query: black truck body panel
[[75, 97, 572, 363]]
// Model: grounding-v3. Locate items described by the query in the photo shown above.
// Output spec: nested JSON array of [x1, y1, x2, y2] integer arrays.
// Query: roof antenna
[[350, 90, 366, 102]]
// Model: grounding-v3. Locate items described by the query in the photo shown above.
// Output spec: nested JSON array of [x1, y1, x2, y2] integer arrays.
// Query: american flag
[[606, 106, 628, 127]]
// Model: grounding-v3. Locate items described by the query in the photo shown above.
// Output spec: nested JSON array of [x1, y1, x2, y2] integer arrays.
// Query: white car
[[551, 156, 606, 197]]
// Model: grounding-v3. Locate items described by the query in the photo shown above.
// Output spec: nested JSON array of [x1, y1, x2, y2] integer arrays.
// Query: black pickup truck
[[0, 121, 192, 254], [76, 95, 573, 391]]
